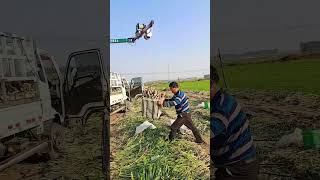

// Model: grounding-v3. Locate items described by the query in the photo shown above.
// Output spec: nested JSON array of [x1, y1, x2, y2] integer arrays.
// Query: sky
[[110, 0, 210, 82], [3, 0, 318, 81], [0, 0, 107, 68], [212, 0, 320, 55]]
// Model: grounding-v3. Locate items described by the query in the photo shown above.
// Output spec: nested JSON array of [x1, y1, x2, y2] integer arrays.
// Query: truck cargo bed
[[0, 80, 39, 108]]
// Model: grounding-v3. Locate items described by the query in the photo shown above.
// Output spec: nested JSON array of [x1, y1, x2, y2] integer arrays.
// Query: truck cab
[[129, 77, 144, 99]]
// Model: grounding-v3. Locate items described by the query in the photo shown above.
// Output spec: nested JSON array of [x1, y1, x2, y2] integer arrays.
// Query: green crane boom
[[110, 20, 154, 44]]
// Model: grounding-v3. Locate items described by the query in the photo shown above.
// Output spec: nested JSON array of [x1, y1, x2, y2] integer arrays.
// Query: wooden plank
[[0, 142, 49, 171], [142, 98, 146, 117], [2, 77, 36, 81], [152, 100, 157, 119], [0, 79, 6, 103], [147, 99, 153, 118], [110, 106, 126, 116], [143, 98, 146, 117]]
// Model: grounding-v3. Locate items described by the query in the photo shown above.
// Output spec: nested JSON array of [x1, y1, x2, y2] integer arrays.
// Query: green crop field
[[151, 79, 210, 92], [218, 58, 320, 94], [149, 58, 320, 94]]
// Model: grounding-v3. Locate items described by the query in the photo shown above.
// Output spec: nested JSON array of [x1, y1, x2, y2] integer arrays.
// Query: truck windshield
[[131, 77, 142, 86]]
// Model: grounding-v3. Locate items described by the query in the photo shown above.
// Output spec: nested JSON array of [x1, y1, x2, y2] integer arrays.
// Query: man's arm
[[210, 113, 228, 138], [163, 96, 181, 107]]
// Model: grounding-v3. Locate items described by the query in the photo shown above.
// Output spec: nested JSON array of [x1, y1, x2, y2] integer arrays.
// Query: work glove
[[157, 98, 164, 107], [157, 94, 165, 107]]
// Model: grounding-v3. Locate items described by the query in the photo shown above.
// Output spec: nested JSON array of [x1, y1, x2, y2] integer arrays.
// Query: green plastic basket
[[302, 129, 320, 149], [204, 101, 210, 109]]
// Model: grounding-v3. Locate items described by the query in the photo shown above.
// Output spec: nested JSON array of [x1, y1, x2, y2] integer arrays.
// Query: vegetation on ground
[[216, 58, 320, 94], [111, 99, 210, 179], [150, 80, 210, 92]]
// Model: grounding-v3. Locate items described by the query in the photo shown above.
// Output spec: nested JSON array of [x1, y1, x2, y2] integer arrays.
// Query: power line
[[121, 69, 209, 75], [214, 23, 320, 35], [2, 34, 106, 43]]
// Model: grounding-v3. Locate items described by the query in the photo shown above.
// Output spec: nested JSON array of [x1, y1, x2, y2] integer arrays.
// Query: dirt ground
[[3, 89, 318, 179], [0, 113, 105, 180], [109, 112, 126, 178], [231, 89, 320, 180]]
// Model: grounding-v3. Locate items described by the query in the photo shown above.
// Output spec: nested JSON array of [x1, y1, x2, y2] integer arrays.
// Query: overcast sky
[[110, 0, 210, 82], [0, 0, 107, 67], [213, 0, 320, 55]]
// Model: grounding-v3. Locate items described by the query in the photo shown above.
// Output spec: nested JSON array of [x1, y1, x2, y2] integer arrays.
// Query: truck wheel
[[125, 100, 132, 112], [50, 123, 66, 153]]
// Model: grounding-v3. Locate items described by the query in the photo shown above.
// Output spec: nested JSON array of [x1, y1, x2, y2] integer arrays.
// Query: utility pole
[[168, 64, 170, 82], [218, 48, 228, 89]]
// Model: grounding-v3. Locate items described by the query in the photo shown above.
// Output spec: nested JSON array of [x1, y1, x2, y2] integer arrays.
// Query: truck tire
[[50, 123, 66, 153], [125, 100, 132, 112]]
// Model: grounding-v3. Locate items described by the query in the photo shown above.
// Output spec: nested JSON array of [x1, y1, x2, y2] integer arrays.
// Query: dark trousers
[[214, 159, 259, 180], [169, 113, 204, 143]]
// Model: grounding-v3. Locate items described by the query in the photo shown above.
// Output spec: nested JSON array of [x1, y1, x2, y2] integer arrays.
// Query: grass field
[[151, 79, 210, 92], [150, 58, 320, 94], [218, 58, 320, 94]]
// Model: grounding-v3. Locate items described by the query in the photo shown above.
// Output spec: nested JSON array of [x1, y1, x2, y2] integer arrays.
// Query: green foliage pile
[[112, 113, 209, 180]]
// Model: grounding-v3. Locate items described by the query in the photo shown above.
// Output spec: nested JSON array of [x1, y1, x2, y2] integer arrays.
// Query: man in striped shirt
[[158, 81, 204, 144], [210, 66, 259, 180]]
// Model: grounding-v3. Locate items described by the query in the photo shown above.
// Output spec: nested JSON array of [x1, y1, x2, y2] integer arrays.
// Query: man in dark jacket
[[158, 81, 204, 144], [210, 66, 259, 180]]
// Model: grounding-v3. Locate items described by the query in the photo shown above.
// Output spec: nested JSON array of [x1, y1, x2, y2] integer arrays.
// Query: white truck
[[0, 32, 107, 171], [110, 71, 145, 114], [110, 72, 127, 111]]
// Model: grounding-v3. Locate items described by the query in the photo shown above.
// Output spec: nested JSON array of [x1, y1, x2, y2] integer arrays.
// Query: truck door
[[129, 77, 143, 99], [63, 49, 106, 123], [40, 53, 64, 120]]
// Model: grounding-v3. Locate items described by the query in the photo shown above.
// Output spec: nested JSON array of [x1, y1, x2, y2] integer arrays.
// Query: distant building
[[244, 49, 279, 57], [300, 41, 320, 54], [204, 74, 210, 79], [222, 49, 279, 60]]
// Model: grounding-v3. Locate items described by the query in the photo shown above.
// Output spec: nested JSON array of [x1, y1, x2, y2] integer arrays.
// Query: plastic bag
[[276, 128, 303, 148], [167, 119, 192, 134], [135, 121, 156, 135]]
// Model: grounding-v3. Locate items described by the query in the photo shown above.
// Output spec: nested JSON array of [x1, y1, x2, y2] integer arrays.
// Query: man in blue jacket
[[158, 81, 204, 144], [210, 66, 259, 180]]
